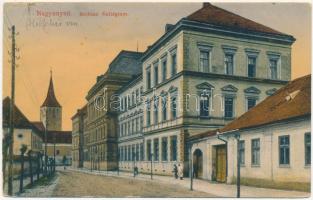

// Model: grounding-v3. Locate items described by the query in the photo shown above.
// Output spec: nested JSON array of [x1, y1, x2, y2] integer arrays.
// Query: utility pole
[[150, 153, 153, 180], [44, 120, 48, 177], [189, 144, 193, 191], [53, 131, 56, 173], [8, 25, 16, 196]]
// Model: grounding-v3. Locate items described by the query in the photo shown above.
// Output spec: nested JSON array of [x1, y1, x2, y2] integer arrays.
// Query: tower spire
[[41, 70, 61, 107]]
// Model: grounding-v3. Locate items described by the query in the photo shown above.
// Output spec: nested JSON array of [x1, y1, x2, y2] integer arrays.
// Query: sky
[[3, 2, 311, 130]]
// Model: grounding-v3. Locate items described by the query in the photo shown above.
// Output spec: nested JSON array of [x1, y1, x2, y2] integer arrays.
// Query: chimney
[[203, 2, 212, 8], [165, 24, 174, 33], [97, 74, 104, 82]]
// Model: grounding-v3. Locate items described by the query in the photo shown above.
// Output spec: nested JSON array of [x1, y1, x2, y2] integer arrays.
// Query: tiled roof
[[31, 121, 45, 132], [3, 97, 32, 129], [41, 75, 61, 107], [186, 3, 290, 36], [220, 74, 311, 133], [44, 131, 72, 144], [107, 50, 143, 76]]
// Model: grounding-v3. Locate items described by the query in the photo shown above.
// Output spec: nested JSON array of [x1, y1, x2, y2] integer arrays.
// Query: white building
[[189, 75, 310, 189]]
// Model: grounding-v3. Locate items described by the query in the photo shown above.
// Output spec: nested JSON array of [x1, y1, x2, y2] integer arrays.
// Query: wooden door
[[216, 146, 226, 182]]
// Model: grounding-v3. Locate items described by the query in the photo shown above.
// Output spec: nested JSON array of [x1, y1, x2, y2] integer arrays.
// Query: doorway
[[215, 145, 226, 182], [193, 149, 203, 179]]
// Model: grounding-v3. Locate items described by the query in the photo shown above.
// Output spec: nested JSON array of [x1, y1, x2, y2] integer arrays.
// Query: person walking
[[172, 164, 178, 179], [178, 163, 183, 180]]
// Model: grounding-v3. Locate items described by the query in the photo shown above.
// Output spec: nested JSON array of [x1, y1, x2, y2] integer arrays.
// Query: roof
[[41, 74, 61, 107], [141, 3, 295, 61], [107, 50, 143, 76], [220, 74, 311, 133], [44, 131, 72, 144], [186, 3, 289, 37], [3, 97, 33, 129], [31, 121, 45, 132], [187, 129, 217, 143], [71, 104, 87, 120]]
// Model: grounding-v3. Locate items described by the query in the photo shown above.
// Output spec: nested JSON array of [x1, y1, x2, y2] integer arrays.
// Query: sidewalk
[[70, 168, 310, 198]]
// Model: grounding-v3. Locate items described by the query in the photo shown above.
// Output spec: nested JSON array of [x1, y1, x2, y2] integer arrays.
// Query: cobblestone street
[[18, 169, 214, 197], [16, 168, 310, 198], [55, 170, 215, 197]]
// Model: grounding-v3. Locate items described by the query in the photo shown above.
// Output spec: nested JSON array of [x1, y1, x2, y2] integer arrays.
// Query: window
[[224, 97, 234, 118], [162, 137, 168, 161], [140, 116, 143, 130], [136, 89, 139, 103], [140, 143, 144, 161], [251, 139, 260, 166], [200, 50, 210, 72], [239, 140, 245, 165], [132, 91, 135, 106], [128, 121, 131, 135], [162, 96, 167, 121], [170, 136, 177, 161], [305, 133, 311, 165], [136, 117, 139, 132], [248, 57, 256, 77], [56, 150, 60, 155], [171, 53, 177, 76], [269, 59, 278, 79], [162, 58, 167, 82], [154, 62, 159, 86], [146, 101, 151, 126], [279, 135, 290, 165], [200, 94, 209, 117], [154, 98, 158, 124], [131, 145, 135, 161], [147, 68, 151, 89], [140, 87, 143, 101], [225, 54, 234, 75], [171, 96, 177, 119], [154, 138, 159, 161], [147, 140, 152, 161], [128, 146, 131, 161], [247, 98, 257, 110], [132, 119, 135, 133]]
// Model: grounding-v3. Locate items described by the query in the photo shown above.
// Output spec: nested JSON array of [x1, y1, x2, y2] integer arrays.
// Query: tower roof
[[41, 72, 61, 108]]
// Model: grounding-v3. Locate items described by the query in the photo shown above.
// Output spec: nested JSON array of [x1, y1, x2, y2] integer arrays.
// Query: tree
[[19, 144, 27, 193]]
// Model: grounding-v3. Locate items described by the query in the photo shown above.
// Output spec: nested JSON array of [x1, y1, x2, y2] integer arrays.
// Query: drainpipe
[[217, 135, 228, 180]]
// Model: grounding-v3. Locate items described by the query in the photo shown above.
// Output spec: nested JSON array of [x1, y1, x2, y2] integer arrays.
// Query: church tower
[[40, 71, 62, 131]]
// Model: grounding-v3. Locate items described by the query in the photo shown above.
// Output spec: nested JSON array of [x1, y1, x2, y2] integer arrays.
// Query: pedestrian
[[178, 163, 183, 180], [172, 164, 178, 179]]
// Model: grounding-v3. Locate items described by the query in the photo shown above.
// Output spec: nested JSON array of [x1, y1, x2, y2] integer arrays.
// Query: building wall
[[72, 115, 80, 168], [183, 30, 291, 81], [191, 118, 311, 184], [184, 76, 286, 128], [2, 128, 43, 156], [40, 106, 62, 131], [46, 144, 72, 165]]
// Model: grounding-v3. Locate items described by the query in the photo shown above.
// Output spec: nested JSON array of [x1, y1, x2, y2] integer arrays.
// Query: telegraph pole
[[44, 120, 48, 176], [8, 25, 16, 196]]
